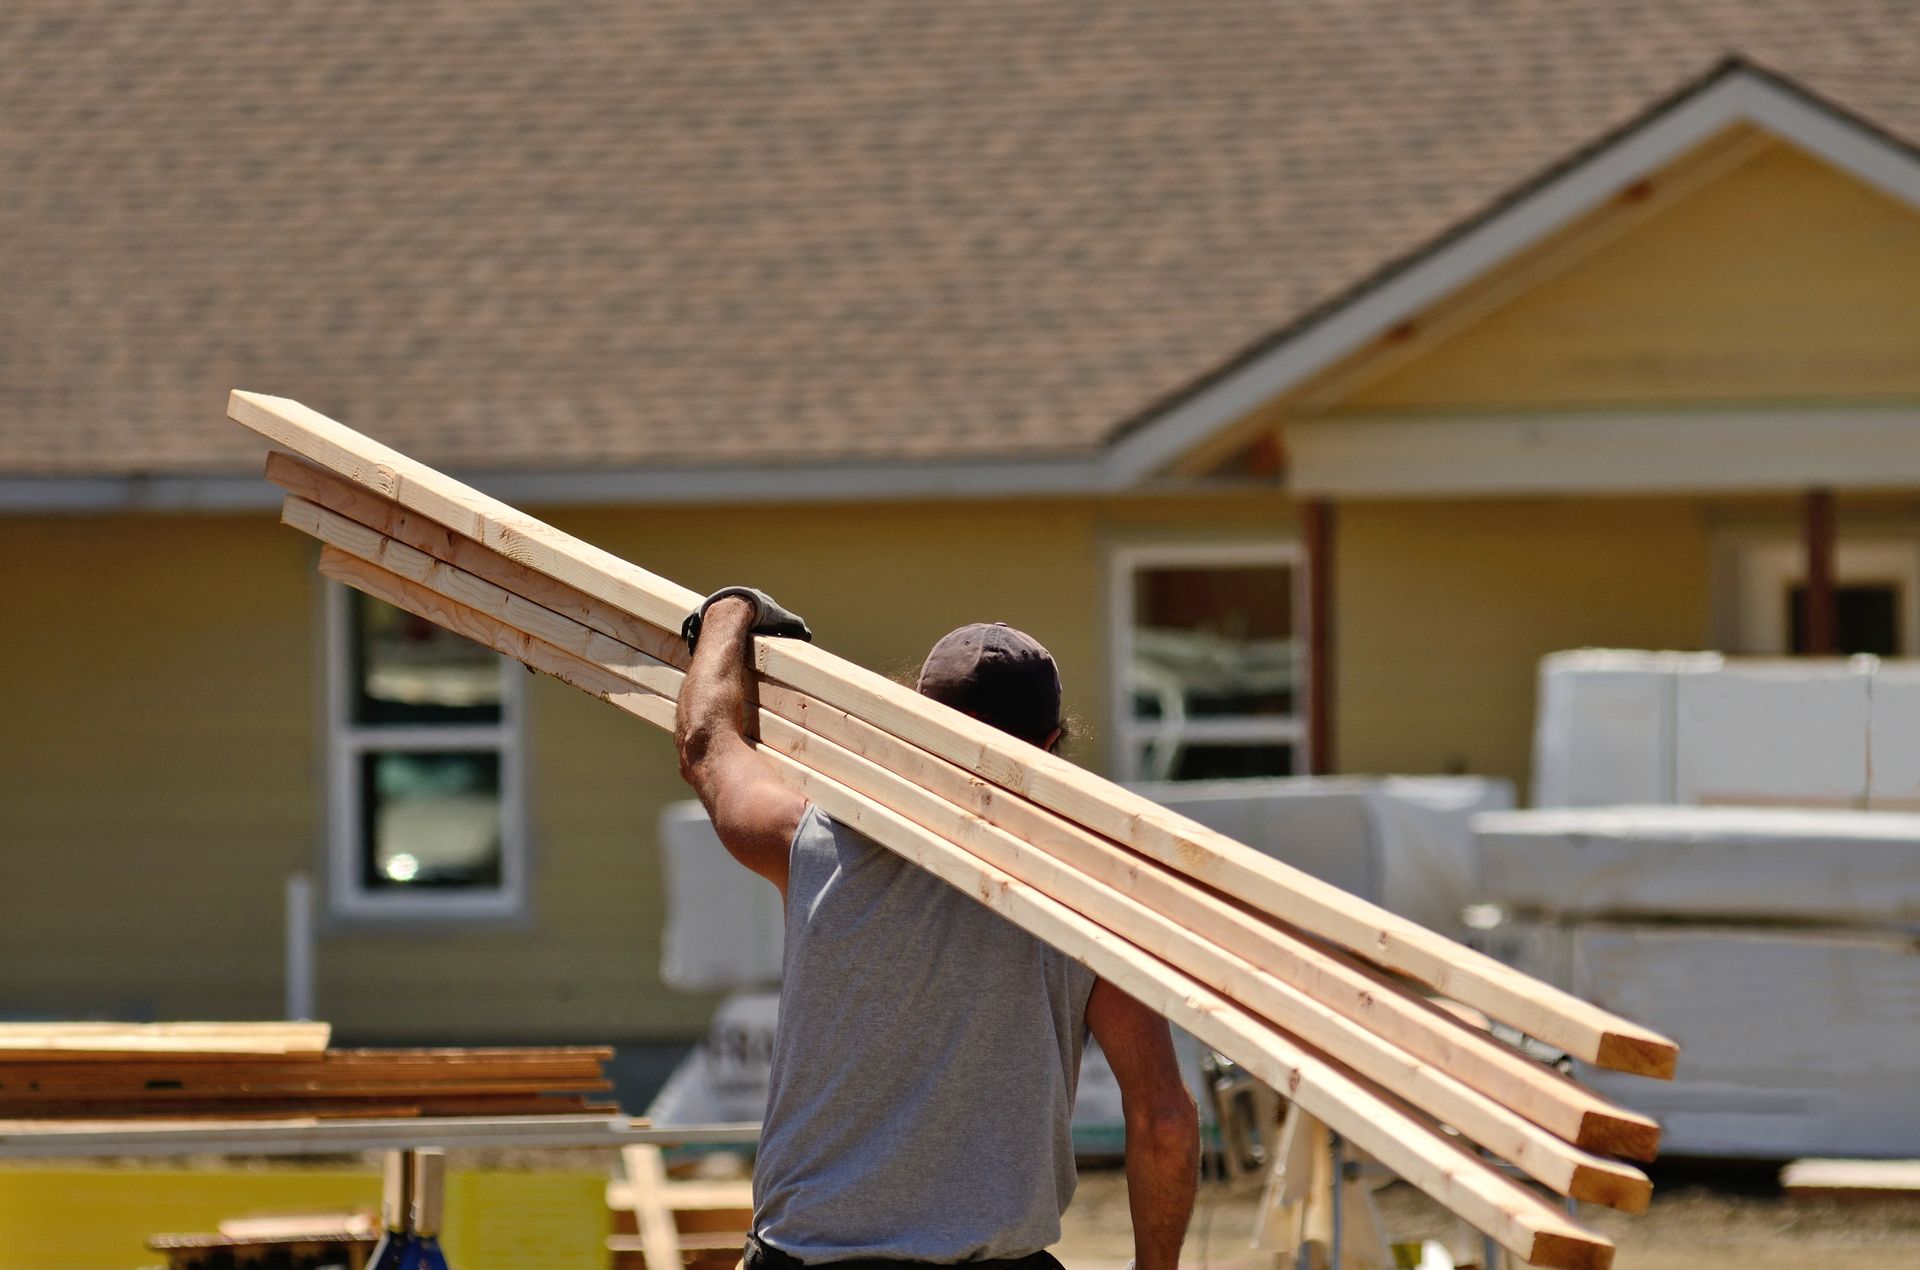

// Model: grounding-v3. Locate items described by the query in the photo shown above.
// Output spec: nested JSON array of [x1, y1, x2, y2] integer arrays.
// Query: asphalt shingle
[[1, 2, 1916, 476]]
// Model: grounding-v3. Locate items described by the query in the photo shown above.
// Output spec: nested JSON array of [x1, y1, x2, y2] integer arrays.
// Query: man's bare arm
[[1086, 979, 1199, 1270], [674, 596, 810, 894]]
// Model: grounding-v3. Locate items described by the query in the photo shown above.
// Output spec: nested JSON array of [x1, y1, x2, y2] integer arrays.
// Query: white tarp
[[1474, 805, 1920, 926], [1868, 660, 1920, 811], [1131, 776, 1513, 935], [1529, 650, 1920, 811], [1471, 917, 1920, 1158], [658, 802, 784, 992], [1674, 658, 1873, 808], [1530, 650, 1721, 808]]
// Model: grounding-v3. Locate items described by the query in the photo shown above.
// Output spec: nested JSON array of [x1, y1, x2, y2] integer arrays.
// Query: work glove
[[682, 586, 813, 652]]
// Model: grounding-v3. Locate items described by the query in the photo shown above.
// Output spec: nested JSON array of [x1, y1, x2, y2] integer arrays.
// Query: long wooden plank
[[0, 1080, 609, 1099], [295, 505, 1650, 1209], [274, 476, 1658, 1161], [623, 1145, 686, 1270], [0, 1022, 331, 1055], [315, 547, 1613, 1269], [236, 392, 1675, 1079]]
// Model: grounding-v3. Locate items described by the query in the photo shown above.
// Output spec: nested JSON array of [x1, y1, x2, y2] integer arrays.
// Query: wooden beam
[[312, 546, 1616, 1270], [1803, 487, 1837, 655], [622, 1145, 684, 1270], [1303, 498, 1337, 775], [236, 394, 1676, 1079], [291, 497, 1649, 1208], [0, 1023, 331, 1054], [281, 485, 1656, 1164]]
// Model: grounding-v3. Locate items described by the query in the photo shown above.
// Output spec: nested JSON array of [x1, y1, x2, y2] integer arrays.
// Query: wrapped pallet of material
[[1474, 806, 1920, 926], [1130, 776, 1512, 936], [1674, 657, 1874, 809], [1868, 660, 1920, 811], [658, 802, 785, 992], [1570, 924, 1920, 1158], [1530, 650, 1721, 809]]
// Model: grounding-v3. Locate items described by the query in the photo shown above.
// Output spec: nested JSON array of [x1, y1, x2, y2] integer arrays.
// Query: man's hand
[[674, 593, 811, 894], [1087, 980, 1199, 1270], [682, 586, 813, 651]]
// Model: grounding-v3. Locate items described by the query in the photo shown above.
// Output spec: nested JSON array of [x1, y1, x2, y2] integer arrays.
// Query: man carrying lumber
[[676, 591, 1200, 1270]]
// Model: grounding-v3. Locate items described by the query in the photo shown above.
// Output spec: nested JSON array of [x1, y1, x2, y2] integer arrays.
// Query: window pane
[[1131, 563, 1297, 720], [359, 751, 504, 890], [352, 592, 504, 725], [1135, 740, 1294, 782], [1788, 582, 1902, 656]]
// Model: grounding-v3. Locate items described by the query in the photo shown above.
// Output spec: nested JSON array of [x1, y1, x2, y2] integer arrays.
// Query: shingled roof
[[3, 2, 1918, 479]]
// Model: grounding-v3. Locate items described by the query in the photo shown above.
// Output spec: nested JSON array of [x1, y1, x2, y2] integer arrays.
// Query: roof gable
[[1330, 137, 1920, 412], [1106, 61, 1920, 482]]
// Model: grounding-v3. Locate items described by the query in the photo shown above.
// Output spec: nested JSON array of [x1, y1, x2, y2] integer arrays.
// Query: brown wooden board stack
[[0, 1026, 615, 1120], [231, 391, 1681, 1270]]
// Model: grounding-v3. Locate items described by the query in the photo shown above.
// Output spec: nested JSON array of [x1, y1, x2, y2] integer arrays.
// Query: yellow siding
[[1341, 141, 1920, 410], [0, 516, 318, 1022], [0, 493, 1289, 1041], [0, 1165, 606, 1270], [1335, 499, 1712, 783]]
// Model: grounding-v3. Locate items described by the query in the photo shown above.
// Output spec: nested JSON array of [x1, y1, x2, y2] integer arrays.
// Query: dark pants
[[744, 1234, 1065, 1270]]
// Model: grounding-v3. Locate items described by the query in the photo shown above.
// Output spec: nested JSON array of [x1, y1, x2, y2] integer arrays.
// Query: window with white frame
[[1721, 537, 1920, 656], [326, 584, 526, 919], [1111, 544, 1305, 782]]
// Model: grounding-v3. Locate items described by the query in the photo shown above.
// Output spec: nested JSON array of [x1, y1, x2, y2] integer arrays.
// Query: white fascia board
[[1101, 69, 1920, 484], [1288, 409, 1920, 498], [0, 453, 1253, 515]]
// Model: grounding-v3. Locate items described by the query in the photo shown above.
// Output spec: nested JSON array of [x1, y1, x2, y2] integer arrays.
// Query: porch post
[[1803, 488, 1837, 655], [1304, 498, 1336, 775]]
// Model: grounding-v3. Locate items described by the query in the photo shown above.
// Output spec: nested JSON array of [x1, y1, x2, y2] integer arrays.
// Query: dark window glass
[[1136, 742, 1295, 782], [1787, 582, 1901, 656], [351, 593, 504, 726], [358, 751, 503, 890], [1131, 564, 1297, 721]]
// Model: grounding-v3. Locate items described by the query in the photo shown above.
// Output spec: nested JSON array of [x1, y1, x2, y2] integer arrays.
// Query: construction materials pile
[[229, 391, 1679, 1270], [0, 1023, 613, 1120]]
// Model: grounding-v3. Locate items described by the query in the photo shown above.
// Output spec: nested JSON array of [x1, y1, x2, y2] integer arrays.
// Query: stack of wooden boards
[[230, 391, 1679, 1270], [607, 1145, 754, 1270], [0, 1022, 613, 1120]]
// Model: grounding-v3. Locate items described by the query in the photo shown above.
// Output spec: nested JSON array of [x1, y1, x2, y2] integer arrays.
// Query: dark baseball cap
[[916, 622, 1062, 746]]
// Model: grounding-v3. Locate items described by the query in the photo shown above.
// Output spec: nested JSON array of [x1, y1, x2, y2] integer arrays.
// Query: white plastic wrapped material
[[1571, 924, 1920, 1158], [658, 801, 785, 992], [1474, 805, 1920, 925], [645, 990, 781, 1126], [1868, 661, 1920, 810], [1130, 776, 1513, 935], [1469, 916, 1920, 1158], [1674, 657, 1873, 808], [1530, 649, 1722, 808]]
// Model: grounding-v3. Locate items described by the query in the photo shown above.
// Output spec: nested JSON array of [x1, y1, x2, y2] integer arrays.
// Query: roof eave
[[1098, 58, 1920, 485]]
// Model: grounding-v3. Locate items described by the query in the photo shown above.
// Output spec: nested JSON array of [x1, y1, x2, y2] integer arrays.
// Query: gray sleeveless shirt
[[753, 806, 1097, 1263]]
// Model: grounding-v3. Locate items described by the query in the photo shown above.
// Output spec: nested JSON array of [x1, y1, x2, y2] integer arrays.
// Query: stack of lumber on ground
[[606, 1145, 753, 1270], [231, 391, 1680, 1270], [0, 1023, 613, 1119]]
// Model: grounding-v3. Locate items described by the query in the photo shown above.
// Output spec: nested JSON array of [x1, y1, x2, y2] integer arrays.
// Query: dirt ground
[[1057, 1164, 1920, 1269]]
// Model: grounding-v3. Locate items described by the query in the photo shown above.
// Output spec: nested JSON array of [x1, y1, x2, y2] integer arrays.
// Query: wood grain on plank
[[282, 479, 1657, 1162], [314, 548, 1616, 1269], [239, 392, 1674, 1079]]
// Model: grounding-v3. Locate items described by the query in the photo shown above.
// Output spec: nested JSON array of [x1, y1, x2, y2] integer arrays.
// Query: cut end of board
[[1570, 1163, 1653, 1215], [1595, 1030, 1679, 1081], [1527, 1229, 1616, 1270], [228, 388, 286, 419], [1580, 1108, 1663, 1163]]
